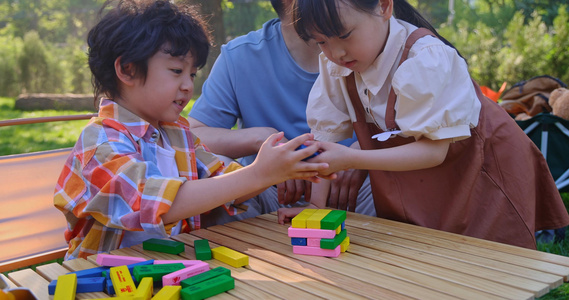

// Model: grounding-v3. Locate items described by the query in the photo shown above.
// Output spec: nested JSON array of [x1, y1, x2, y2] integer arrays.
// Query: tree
[[187, 0, 225, 94]]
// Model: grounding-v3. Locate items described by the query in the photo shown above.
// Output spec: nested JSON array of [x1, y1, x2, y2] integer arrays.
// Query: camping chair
[[516, 113, 569, 193], [0, 114, 95, 273], [516, 113, 569, 243]]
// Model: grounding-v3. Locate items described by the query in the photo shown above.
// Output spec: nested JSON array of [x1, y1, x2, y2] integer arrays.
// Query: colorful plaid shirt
[[54, 99, 242, 260]]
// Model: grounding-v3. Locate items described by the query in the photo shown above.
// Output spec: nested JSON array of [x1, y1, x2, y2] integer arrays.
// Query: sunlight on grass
[[0, 97, 197, 156]]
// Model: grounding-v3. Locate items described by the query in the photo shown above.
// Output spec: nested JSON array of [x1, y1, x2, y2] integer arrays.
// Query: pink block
[[307, 238, 321, 247], [154, 260, 207, 267], [95, 254, 147, 267], [293, 245, 341, 257], [288, 227, 336, 238], [162, 262, 210, 286]]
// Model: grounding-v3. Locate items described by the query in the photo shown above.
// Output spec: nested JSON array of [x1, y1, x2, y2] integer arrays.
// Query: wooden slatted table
[[4, 212, 569, 299]]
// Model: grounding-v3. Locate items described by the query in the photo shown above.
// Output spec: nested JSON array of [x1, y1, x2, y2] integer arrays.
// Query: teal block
[[180, 267, 231, 288], [320, 210, 346, 230], [143, 238, 185, 254], [194, 239, 212, 260], [320, 229, 347, 249], [181, 275, 234, 300]]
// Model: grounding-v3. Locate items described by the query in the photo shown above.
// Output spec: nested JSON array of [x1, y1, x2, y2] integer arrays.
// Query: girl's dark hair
[[88, 0, 211, 103], [270, 0, 285, 17], [293, 0, 462, 57]]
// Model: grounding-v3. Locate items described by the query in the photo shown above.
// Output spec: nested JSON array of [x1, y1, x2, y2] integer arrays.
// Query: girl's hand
[[306, 141, 354, 176], [277, 204, 319, 225], [251, 132, 330, 186]]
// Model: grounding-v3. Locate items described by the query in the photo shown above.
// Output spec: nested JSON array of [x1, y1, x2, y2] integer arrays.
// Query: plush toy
[[549, 87, 569, 121]]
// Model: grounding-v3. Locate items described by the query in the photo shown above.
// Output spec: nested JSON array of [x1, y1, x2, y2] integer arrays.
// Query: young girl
[[54, 0, 328, 260], [279, 0, 569, 249]]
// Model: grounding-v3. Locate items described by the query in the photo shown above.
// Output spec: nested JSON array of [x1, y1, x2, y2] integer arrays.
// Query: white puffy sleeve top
[[306, 18, 481, 143]]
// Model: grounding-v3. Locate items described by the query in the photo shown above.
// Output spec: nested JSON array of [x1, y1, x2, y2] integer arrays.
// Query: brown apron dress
[[346, 28, 569, 249]]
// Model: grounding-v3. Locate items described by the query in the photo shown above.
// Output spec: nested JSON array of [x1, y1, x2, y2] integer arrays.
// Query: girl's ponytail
[[392, 0, 463, 58]]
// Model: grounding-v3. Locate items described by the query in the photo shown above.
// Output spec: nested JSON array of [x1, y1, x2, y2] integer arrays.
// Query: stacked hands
[[253, 132, 361, 224], [257, 132, 349, 183]]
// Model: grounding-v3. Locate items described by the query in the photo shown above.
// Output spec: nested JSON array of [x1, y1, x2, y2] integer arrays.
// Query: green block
[[194, 239, 212, 260], [181, 275, 234, 300], [320, 229, 347, 249], [320, 210, 347, 230], [180, 267, 231, 288], [132, 263, 185, 282], [142, 238, 185, 254]]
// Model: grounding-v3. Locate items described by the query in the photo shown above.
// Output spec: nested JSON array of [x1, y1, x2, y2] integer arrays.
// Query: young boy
[[53, 0, 328, 260]]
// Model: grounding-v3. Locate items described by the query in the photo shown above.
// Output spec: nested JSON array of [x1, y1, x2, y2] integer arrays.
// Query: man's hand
[[328, 169, 368, 212], [277, 179, 312, 205]]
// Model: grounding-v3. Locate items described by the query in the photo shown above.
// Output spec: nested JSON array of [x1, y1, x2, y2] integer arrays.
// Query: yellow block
[[340, 236, 350, 252], [211, 246, 249, 268], [306, 209, 332, 229], [152, 285, 182, 300], [0, 290, 15, 300], [110, 265, 137, 296], [132, 277, 153, 300], [54, 273, 77, 300], [291, 208, 317, 228]]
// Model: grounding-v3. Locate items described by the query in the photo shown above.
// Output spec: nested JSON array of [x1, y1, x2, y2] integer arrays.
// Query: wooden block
[[96, 254, 147, 267], [162, 262, 210, 286], [53, 273, 76, 300], [291, 208, 317, 228], [290, 237, 307, 246], [67, 266, 109, 278], [152, 285, 181, 300], [320, 229, 348, 249], [133, 263, 185, 282], [133, 277, 154, 300], [106, 278, 115, 295], [180, 274, 234, 300], [340, 236, 350, 252], [288, 227, 336, 238], [49, 277, 105, 294], [154, 260, 204, 267], [180, 267, 231, 288], [306, 238, 321, 247], [306, 209, 332, 229], [211, 246, 248, 268], [109, 265, 137, 296], [320, 210, 347, 230], [143, 238, 185, 255], [193, 239, 212, 260], [293, 245, 341, 257]]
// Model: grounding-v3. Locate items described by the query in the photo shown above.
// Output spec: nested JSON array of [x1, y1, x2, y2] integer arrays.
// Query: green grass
[[2, 96, 569, 298], [0, 97, 195, 156]]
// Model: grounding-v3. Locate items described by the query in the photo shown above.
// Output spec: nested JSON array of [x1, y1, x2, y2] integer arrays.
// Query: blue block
[[77, 277, 106, 293], [341, 221, 345, 230], [67, 266, 109, 278], [291, 237, 307, 246], [106, 278, 115, 295], [49, 277, 106, 295]]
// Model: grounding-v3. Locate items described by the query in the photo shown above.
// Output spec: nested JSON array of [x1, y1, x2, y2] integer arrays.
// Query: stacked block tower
[[288, 209, 350, 257]]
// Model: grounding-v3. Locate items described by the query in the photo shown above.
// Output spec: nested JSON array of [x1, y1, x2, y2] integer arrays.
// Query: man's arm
[[188, 117, 281, 159]]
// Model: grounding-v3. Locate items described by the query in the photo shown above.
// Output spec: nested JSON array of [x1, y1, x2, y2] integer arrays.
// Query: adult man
[[188, 0, 375, 216]]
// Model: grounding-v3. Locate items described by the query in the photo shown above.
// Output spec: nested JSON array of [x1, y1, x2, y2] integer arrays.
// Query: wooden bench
[[0, 114, 95, 273]]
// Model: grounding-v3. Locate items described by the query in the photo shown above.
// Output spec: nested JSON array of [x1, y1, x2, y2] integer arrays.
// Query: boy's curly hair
[[87, 0, 211, 103]]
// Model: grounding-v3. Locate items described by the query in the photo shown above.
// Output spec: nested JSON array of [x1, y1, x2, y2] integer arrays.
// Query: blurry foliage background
[[0, 0, 568, 95]]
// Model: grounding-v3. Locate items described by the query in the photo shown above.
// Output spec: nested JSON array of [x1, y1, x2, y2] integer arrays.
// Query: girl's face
[[120, 47, 196, 128], [313, 1, 389, 73]]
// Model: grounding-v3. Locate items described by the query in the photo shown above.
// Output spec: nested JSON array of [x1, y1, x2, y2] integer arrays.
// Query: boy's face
[[124, 47, 197, 128]]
